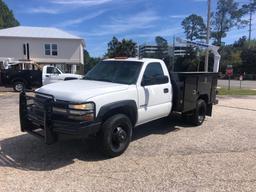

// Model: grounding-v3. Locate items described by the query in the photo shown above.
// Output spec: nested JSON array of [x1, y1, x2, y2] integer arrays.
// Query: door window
[[142, 63, 165, 85], [46, 67, 60, 74], [46, 67, 54, 74]]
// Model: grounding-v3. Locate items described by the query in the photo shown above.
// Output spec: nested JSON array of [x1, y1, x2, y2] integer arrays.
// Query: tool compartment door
[[183, 76, 197, 112]]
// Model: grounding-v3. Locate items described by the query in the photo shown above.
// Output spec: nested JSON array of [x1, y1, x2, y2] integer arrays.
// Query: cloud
[[51, 0, 113, 6], [27, 7, 60, 14], [85, 10, 160, 36], [57, 10, 106, 27], [169, 14, 188, 19]]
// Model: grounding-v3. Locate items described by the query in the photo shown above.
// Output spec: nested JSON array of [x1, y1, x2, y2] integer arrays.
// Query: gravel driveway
[[0, 92, 256, 192]]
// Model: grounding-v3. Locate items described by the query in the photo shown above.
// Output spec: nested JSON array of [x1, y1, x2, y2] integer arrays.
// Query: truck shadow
[[0, 114, 191, 171]]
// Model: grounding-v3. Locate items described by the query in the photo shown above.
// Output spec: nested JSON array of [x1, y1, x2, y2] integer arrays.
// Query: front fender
[[97, 100, 138, 126]]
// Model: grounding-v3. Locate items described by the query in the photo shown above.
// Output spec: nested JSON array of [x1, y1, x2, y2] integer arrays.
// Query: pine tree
[[0, 0, 19, 29]]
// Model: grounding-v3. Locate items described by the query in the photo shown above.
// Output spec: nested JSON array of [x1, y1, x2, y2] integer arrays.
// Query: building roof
[[0, 26, 83, 40]]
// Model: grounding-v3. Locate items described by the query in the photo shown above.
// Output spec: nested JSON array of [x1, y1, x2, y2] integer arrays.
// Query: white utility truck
[[0, 59, 82, 91], [20, 42, 220, 157]]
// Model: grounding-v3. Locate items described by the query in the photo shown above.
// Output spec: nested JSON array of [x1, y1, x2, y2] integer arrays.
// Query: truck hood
[[36, 80, 129, 102]]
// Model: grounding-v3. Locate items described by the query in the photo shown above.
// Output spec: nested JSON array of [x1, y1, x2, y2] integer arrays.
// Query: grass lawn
[[218, 88, 256, 95]]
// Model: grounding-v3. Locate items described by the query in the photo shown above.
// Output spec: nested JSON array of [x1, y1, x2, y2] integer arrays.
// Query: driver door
[[137, 62, 172, 125], [43, 66, 61, 85]]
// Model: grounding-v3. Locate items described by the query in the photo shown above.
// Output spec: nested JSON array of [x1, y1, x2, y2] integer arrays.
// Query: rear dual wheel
[[183, 99, 207, 126], [192, 99, 207, 126]]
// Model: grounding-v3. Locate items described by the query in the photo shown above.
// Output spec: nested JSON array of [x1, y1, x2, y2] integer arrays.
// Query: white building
[[139, 43, 187, 58], [0, 26, 84, 74]]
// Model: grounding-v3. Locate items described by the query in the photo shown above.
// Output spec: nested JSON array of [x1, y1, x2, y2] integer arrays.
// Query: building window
[[52, 44, 58, 56], [23, 44, 26, 55], [44, 44, 58, 56], [45, 44, 51, 55]]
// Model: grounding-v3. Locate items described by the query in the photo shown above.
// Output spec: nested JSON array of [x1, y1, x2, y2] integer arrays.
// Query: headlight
[[68, 102, 95, 122], [69, 103, 94, 110]]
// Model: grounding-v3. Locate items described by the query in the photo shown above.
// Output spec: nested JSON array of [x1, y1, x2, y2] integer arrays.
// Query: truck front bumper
[[19, 92, 101, 144]]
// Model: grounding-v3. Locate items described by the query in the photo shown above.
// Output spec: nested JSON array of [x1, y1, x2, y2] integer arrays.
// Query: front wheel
[[100, 114, 132, 157], [13, 81, 25, 92]]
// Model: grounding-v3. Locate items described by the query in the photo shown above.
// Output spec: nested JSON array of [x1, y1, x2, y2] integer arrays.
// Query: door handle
[[163, 88, 169, 93], [45, 75, 50, 77]]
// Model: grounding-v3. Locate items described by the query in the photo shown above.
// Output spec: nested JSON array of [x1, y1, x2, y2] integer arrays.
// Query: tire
[[100, 114, 132, 157], [13, 81, 25, 92], [190, 99, 207, 126]]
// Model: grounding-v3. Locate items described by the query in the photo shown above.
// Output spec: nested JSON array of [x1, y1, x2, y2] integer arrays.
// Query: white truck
[[0, 60, 82, 91], [20, 56, 219, 157]]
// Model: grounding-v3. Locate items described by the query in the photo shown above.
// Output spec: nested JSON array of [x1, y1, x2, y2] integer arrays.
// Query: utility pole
[[249, 0, 252, 47], [205, 0, 211, 72], [172, 35, 175, 72]]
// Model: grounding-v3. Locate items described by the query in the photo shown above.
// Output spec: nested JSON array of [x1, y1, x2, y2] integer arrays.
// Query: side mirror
[[141, 75, 169, 86]]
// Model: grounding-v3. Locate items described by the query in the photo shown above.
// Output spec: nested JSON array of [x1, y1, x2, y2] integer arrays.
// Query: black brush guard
[[19, 92, 101, 144], [19, 91, 57, 144]]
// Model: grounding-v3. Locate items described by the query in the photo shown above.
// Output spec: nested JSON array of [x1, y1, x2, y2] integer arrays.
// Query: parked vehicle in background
[[0, 59, 82, 91]]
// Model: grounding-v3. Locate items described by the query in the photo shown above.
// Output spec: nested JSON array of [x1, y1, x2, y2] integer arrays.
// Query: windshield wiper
[[94, 78, 113, 82], [84, 77, 112, 82], [83, 76, 94, 80]]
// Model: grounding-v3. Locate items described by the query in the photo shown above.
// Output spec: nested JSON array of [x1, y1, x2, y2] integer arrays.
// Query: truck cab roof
[[104, 57, 164, 63]]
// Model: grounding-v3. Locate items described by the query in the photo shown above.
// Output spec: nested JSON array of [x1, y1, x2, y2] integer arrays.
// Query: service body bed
[[171, 72, 218, 115]]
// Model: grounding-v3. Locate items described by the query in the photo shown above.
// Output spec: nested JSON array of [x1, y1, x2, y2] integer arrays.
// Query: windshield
[[56, 67, 64, 73], [85, 61, 143, 84]]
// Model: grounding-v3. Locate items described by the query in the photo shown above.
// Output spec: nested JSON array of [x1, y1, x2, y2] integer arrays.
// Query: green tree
[[106, 36, 119, 58], [219, 45, 242, 74], [211, 0, 246, 46], [174, 49, 199, 72], [155, 36, 168, 59], [233, 36, 247, 48], [181, 14, 206, 41], [155, 36, 174, 71], [84, 50, 101, 73], [0, 0, 19, 29], [241, 0, 256, 42], [240, 47, 256, 74], [106, 36, 137, 58]]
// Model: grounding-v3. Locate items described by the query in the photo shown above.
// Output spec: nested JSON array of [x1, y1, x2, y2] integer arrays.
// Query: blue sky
[[5, 0, 255, 57]]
